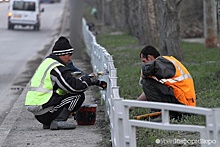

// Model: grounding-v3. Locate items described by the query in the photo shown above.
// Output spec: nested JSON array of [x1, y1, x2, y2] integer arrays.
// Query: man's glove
[[95, 80, 107, 90]]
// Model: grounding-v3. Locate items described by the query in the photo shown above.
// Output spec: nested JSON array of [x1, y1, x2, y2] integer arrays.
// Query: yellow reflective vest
[[25, 58, 64, 105], [162, 56, 196, 106]]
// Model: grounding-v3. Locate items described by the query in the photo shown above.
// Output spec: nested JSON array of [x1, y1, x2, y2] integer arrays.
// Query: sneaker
[[50, 120, 76, 130], [150, 115, 162, 122], [170, 111, 183, 122], [43, 124, 50, 129]]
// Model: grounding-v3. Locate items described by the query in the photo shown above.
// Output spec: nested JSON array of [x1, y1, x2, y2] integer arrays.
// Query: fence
[[82, 18, 220, 147]]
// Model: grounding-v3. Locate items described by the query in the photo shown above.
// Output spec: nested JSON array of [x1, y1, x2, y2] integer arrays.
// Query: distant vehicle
[[40, 0, 60, 3], [8, 0, 44, 30], [0, 0, 9, 2]]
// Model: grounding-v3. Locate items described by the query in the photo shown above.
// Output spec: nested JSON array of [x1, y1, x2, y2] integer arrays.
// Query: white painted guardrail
[[82, 18, 220, 147]]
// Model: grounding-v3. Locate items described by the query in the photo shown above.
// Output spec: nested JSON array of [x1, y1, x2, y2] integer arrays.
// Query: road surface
[[0, 1, 66, 124]]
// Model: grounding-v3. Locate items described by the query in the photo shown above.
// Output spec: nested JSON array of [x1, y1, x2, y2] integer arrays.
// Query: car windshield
[[13, 1, 36, 11]]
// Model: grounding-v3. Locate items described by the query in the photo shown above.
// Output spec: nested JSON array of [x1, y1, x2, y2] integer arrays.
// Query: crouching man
[[137, 45, 196, 121], [25, 36, 107, 130]]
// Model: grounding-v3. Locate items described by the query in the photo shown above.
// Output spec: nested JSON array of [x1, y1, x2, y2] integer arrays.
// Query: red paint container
[[76, 104, 97, 125]]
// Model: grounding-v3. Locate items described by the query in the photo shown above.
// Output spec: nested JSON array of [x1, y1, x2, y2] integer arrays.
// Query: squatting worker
[[25, 36, 107, 130], [137, 45, 196, 119]]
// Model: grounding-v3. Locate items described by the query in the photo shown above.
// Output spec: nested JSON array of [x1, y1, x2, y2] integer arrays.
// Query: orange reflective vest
[[160, 56, 196, 106]]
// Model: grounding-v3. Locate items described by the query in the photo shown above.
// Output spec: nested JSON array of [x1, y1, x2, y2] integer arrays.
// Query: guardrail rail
[[82, 18, 220, 147]]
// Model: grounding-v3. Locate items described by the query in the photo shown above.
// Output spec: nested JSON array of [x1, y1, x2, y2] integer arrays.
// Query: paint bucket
[[75, 104, 97, 125]]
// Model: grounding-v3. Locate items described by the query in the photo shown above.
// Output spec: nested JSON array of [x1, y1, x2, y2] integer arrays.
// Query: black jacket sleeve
[[50, 65, 92, 94], [142, 56, 176, 80]]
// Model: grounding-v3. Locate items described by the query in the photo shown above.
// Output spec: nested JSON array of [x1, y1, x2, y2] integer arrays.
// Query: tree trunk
[[203, 0, 217, 48], [114, 0, 158, 45], [156, 0, 183, 61], [136, 0, 158, 45], [146, 0, 158, 46], [217, 0, 220, 79], [69, 0, 84, 57]]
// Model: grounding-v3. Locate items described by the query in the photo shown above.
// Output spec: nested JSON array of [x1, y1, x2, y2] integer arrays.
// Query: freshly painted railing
[[82, 18, 220, 147]]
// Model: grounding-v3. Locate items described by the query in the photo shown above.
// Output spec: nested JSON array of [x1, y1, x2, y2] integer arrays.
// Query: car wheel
[[8, 23, 14, 30], [8, 25, 11, 30], [33, 25, 40, 31]]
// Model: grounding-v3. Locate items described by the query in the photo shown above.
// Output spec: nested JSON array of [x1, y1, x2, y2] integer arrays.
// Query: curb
[[0, 1, 68, 146]]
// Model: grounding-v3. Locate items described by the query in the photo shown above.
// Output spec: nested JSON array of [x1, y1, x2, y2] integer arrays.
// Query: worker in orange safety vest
[[137, 45, 196, 121]]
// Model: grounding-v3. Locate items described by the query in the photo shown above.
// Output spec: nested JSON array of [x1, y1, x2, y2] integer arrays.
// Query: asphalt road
[[0, 1, 66, 124], [0, 1, 106, 146]]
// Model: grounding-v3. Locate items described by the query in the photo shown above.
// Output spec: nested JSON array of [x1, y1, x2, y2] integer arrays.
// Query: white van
[[8, 0, 44, 30]]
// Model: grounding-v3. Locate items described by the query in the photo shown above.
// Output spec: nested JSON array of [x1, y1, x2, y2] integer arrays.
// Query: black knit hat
[[52, 36, 74, 56]]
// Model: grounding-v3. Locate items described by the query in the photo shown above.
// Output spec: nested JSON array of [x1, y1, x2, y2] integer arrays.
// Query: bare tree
[[95, 0, 182, 58], [156, 0, 183, 61], [115, 0, 158, 46]]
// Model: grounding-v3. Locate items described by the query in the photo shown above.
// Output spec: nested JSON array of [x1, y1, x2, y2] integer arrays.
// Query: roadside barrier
[[82, 18, 220, 147]]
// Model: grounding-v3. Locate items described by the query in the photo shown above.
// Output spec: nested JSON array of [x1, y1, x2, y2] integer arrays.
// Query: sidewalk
[[181, 38, 204, 44], [0, 1, 104, 147]]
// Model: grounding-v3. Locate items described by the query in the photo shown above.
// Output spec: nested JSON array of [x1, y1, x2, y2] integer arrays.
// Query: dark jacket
[[142, 56, 175, 80], [142, 56, 196, 106], [48, 53, 93, 94]]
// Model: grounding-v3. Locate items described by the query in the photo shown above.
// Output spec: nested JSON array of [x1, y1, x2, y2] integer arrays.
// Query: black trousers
[[35, 93, 85, 125], [142, 78, 181, 104], [142, 78, 186, 119]]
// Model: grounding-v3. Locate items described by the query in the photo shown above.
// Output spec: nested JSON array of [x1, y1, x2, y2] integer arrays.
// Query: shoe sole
[[50, 121, 76, 130], [50, 121, 58, 130], [43, 125, 50, 129]]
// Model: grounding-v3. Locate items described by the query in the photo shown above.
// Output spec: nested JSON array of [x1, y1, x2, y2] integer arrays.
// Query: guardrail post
[[122, 100, 131, 147], [212, 108, 220, 147], [113, 98, 123, 147]]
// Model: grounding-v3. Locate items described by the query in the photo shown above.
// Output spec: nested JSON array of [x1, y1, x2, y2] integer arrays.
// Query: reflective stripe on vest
[[159, 58, 192, 83], [30, 61, 61, 92], [29, 87, 52, 93], [25, 58, 64, 105], [161, 56, 196, 106]]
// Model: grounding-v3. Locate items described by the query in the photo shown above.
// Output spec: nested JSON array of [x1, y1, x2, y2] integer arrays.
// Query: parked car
[[8, 0, 44, 30]]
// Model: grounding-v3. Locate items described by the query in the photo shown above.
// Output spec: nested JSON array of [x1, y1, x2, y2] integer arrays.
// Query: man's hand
[[95, 80, 107, 90], [99, 81, 107, 89]]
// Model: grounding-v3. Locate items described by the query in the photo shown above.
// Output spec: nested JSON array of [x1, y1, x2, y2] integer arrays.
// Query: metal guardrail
[[82, 18, 220, 147]]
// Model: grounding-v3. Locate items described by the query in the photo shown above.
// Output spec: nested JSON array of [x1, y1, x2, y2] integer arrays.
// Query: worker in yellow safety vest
[[25, 36, 107, 130]]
